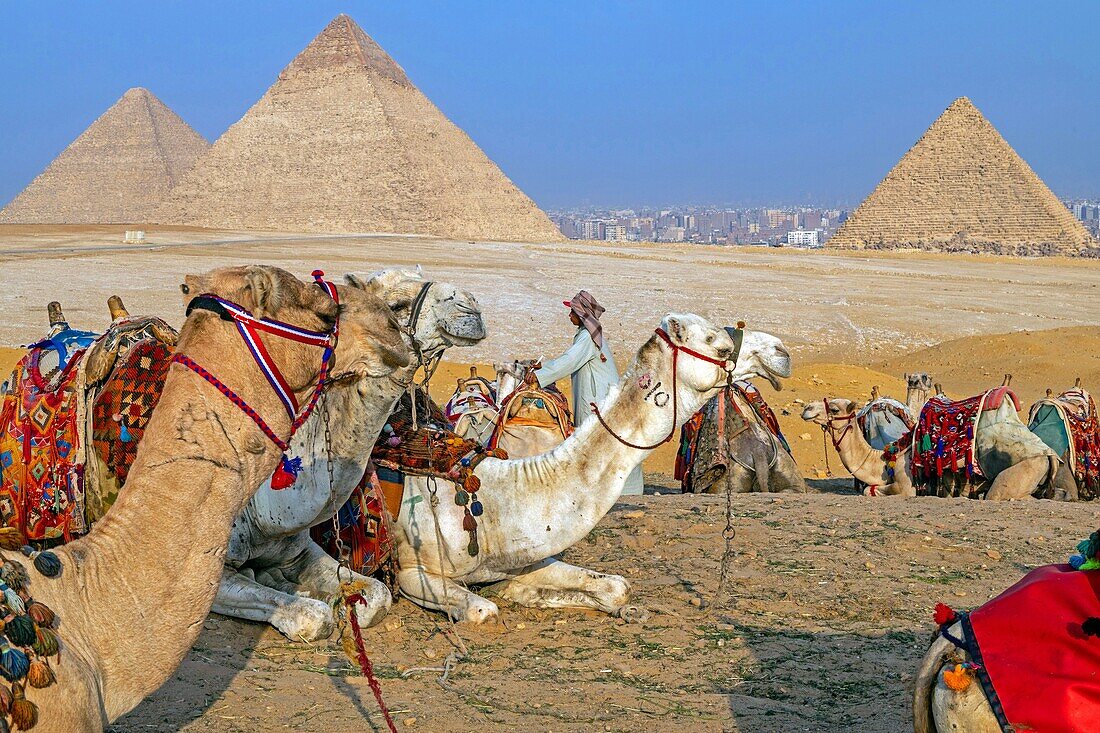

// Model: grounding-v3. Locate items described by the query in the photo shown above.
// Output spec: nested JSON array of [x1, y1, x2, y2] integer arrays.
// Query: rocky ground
[[0, 226, 1097, 731]]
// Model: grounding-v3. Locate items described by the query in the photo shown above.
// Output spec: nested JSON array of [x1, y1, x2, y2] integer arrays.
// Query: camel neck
[[907, 389, 928, 417], [830, 420, 887, 485], [36, 322, 292, 720]]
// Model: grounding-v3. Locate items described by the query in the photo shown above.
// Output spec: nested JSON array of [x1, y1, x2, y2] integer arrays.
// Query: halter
[[172, 270, 339, 485], [820, 397, 858, 451], [592, 327, 731, 451]]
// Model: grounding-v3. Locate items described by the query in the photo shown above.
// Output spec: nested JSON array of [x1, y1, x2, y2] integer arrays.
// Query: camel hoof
[[270, 597, 334, 642], [351, 585, 393, 629], [617, 604, 650, 624], [456, 600, 500, 625]]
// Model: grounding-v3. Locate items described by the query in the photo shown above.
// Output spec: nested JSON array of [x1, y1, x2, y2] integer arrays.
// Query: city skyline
[[2, 2, 1100, 209]]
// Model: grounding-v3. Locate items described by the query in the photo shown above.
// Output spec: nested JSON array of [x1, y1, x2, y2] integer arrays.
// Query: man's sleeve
[[535, 335, 598, 387]]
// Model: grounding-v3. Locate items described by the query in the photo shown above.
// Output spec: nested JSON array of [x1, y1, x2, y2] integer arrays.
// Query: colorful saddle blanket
[[0, 345, 88, 543], [911, 388, 1021, 482], [1030, 389, 1100, 499], [939, 564, 1100, 732], [310, 464, 404, 577], [676, 381, 788, 492]]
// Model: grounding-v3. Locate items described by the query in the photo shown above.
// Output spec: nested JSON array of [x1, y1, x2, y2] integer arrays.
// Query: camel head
[[800, 397, 858, 426], [905, 372, 934, 392], [657, 313, 738, 393], [345, 267, 487, 359], [728, 328, 792, 390], [180, 266, 410, 389]]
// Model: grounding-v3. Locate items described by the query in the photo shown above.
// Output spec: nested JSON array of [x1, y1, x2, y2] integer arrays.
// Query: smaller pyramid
[[829, 98, 1096, 255], [1, 88, 209, 224]]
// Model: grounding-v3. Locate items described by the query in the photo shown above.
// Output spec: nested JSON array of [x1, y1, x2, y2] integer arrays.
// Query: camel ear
[[344, 273, 368, 291], [666, 316, 686, 343], [415, 264, 423, 276], [243, 267, 279, 316]]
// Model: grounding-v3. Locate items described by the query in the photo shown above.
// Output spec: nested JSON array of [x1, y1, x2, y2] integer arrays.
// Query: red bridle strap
[[591, 327, 731, 451]]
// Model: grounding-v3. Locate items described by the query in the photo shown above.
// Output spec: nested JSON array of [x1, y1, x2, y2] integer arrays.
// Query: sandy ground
[[0, 225, 1098, 731]]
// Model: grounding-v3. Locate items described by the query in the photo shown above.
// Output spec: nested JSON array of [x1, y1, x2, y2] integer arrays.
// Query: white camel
[[801, 397, 1061, 500], [392, 314, 791, 622], [210, 268, 487, 641]]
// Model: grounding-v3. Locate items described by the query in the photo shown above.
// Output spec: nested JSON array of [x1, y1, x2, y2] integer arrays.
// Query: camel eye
[[705, 334, 714, 345], [180, 284, 190, 295]]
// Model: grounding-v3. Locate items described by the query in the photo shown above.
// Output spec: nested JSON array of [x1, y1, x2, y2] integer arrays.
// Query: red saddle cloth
[[912, 389, 1021, 483], [968, 564, 1100, 731]]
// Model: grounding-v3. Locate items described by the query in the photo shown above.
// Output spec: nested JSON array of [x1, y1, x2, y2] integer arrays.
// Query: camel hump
[[107, 295, 130, 320], [47, 301, 66, 327]]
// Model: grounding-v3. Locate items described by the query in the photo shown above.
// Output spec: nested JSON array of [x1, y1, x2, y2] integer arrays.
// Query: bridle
[[592, 327, 732, 451], [172, 270, 339, 486], [818, 396, 875, 482]]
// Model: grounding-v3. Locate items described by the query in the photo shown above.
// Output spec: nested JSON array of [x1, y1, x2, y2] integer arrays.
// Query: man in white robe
[[534, 291, 645, 495]]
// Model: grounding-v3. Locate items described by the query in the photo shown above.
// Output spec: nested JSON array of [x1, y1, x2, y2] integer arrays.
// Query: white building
[[604, 224, 628, 242], [787, 229, 820, 247]]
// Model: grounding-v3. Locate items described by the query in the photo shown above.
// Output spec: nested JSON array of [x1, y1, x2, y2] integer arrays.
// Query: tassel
[[470, 500, 483, 517], [464, 474, 481, 492], [4, 616, 34, 647], [0, 530, 25, 553], [25, 659, 53, 689], [0, 585, 23, 616], [270, 455, 302, 490], [466, 531, 479, 557], [24, 603, 53, 629], [942, 664, 973, 692], [0, 682, 10, 714], [0, 646, 29, 683], [32, 627, 58, 658], [0, 564, 27, 593], [119, 421, 133, 442], [933, 603, 957, 626], [453, 490, 469, 507], [20, 550, 61, 579], [386, 434, 401, 447], [462, 511, 476, 532], [9, 684, 36, 730]]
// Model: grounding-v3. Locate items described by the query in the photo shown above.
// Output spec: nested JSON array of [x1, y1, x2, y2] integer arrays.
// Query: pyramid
[[0, 88, 209, 224], [157, 14, 562, 242], [829, 97, 1096, 255]]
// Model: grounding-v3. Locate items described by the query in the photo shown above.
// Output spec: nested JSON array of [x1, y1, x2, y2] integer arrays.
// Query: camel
[[391, 315, 791, 622], [1028, 381, 1095, 501], [904, 372, 934, 415], [211, 268, 487, 641], [681, 381, 806, 494], [912, 620, 1002, 732], [800, 396, 1062, 499], [23, 265, 408, 731]]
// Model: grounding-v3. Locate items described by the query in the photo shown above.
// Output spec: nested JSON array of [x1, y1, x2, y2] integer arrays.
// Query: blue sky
[[2, 1, 1098, 209]]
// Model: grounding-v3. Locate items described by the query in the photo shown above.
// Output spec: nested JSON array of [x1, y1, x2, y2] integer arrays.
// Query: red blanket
[[912, 389, 1019, 484], [966, 564, 1100, 731]]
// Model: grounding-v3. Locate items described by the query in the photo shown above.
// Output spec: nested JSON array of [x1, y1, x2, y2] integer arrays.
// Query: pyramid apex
[[282, 14, 410, 86]]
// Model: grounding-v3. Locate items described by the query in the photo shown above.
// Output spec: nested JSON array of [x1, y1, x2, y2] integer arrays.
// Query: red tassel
[[271, 454, 302, 490], [462, 511, 477, 532], [934, 603, 957, 626]]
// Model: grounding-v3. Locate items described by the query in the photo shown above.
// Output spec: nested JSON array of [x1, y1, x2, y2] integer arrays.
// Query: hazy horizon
[[2, 1, 1098, 211]]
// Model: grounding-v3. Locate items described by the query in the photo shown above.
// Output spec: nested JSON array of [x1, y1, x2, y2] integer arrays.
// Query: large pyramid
[[0, 88, 209, 224], [829, 97, 1095, 255], [157, 14, 562, 242]]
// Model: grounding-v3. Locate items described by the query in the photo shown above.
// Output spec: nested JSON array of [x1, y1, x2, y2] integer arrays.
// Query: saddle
[[445, 367, 499, 445], [0, 301, 178, 544], [856, 398, 914, 451], [911, 388, 1021, 484], [487, 383, 573, 451], [310, 463, 401, 578], [1030, 388, 1099, 499]]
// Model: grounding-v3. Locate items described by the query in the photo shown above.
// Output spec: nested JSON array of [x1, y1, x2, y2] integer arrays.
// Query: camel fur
[[23, 265, 408, 732]]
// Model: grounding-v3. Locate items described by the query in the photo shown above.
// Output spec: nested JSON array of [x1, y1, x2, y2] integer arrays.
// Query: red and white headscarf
[[564, 290, 605, 349]]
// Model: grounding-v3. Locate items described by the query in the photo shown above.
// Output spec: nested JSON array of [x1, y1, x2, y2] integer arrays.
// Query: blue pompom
[[470, 500, 483, 517], [1070, 554, 1086, 569], [0, 645, 29, 682]]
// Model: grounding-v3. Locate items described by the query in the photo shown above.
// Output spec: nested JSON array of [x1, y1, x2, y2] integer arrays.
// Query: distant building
[[657, 226, 685, 242], [580, 220, 605, 240], [604, 224, 628, 241], [787, 229, 820, 247]]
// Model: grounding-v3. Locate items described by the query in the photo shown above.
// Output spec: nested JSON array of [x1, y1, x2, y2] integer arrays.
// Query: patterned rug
[[0, 346, 88, 543], [911, 389, 1021, 485], [310, 464, 402, 577]]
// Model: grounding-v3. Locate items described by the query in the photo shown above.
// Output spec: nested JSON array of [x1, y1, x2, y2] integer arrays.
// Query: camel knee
[[269, 597, 334, 641], [595, 574, 632, 611], [458, 596, 500, 624], [348, 577, 393, 628]]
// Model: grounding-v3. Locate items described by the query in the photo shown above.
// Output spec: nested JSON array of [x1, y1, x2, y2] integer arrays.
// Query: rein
[[592, 328, 731, 451], [172, 270, 339, 485]]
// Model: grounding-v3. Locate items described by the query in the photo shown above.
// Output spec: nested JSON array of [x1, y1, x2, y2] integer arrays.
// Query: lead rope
[[713, 380, 737, 609], [325, 397, 399, 733]]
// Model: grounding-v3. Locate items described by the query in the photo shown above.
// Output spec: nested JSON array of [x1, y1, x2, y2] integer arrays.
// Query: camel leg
[[277, 536, 393, 630], [930, 663, 1002, 732], [395, 565, 499, 624], [984, 456, 1049, 500], [493, 558, 631, 614], [214, 567, 336, 642], [1052, 453, 1079, 501]]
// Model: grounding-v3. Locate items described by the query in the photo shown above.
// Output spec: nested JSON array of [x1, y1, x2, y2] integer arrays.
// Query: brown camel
[[17, 266, 408, 732]]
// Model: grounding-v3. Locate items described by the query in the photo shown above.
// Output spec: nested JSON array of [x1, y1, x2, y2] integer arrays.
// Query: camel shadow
[[710, 619, 922, 732], [107, 614, 265, 732], [806, 476, 862, 495]]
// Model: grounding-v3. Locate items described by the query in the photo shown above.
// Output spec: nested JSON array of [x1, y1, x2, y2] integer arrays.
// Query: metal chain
[[714, 384, 737, 608]]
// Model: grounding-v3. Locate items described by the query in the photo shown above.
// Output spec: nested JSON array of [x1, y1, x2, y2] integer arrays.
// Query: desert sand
[[1, 225, 1097, 732]]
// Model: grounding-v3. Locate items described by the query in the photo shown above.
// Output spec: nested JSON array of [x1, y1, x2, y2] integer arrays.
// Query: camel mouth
[[800, 406, 819, 422], [441, 312, 487, 345]]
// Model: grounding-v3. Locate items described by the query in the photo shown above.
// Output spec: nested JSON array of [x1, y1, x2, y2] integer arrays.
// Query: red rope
[[346, 593, 399, 733]]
